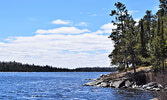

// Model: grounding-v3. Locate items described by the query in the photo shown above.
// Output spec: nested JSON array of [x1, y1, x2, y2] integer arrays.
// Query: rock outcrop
[[83, 70, 167, 92]]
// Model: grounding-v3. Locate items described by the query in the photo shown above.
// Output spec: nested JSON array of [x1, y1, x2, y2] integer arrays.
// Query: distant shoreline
[[0, 61, 116, 72]]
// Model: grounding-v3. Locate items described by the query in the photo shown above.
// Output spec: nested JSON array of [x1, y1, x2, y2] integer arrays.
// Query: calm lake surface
[[0, 72, 156, 100]]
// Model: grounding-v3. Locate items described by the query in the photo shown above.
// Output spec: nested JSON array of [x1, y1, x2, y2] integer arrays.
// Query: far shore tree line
[[109, 0, 167, 73], [0, 61, 116, 72]]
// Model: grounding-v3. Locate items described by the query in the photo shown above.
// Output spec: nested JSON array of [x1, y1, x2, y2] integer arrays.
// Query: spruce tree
[[109, 2, 137, 73], [108, 2, 130, 71]]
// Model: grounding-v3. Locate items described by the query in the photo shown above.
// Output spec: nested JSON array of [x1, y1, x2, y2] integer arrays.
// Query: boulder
[[109, 80, 114, 87], [98, 82, 109, 87], [100, 74, 105, 78], [83, 80, 101, 86], [158, 84, 163, 89], [83, 81, 97, 86], [141, 82, 165, 91], [146, 86, 152, 90], [83, 79, 105, 86], [143, 82, 158, 88], [125, 80, 132, 87], [112, 80, 125, 88], [153, 88, 160, 91], [147, 82, 158, 87], [132, 84, 139, 88]]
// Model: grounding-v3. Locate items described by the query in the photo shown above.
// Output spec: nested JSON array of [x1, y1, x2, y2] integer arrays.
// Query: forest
[[108, 0, 167, 73], [0, 61, 116, 72]]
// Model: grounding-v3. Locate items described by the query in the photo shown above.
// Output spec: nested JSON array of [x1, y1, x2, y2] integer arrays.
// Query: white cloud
[[36, 27, 90, 34], [91, 30, 103, 35], [0, 23, 115, 68], [101, 23, 116, 30], [1, 33, 113, 68], [75, 22, 88, 27], [52, 19, 72, 25], [92, 23, 116, 35]]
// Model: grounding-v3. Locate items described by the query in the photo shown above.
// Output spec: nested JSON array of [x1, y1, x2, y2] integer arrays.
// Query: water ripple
[[0, 72, 156, 100]]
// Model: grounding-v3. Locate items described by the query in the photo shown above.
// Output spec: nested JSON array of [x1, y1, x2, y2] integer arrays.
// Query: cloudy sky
[[0, 0, 159, 68]]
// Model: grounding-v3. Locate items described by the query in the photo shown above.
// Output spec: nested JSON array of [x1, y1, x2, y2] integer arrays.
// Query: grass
[[120, 66, 151, 73], [119, 59, 167, 73]]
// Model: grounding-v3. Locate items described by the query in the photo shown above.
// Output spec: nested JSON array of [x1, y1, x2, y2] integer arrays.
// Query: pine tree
[[123, 16, 138, 73], [109, 0, 167, 73], [108, 2, 130, 71], [151, 7, 166, 71], [109, 2, 138, 73]]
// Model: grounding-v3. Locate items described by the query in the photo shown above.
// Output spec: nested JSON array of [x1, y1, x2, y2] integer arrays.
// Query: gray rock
[[109, 81, 114, 87], [147, 82, 158, 87], [132, 84, 138, 88], [158, 84, 163, 89], [98, 82, 109, 87], [146, 86, 152, 90], [141, 82, 164, 91], [84, 80, 100, 86], [83, 81, 97, 86], [83, 80, 103, 86], [96, 84, 101, 87], [125, 80, 132, 87], [142, 82, 158, 89], [100, 74, 105, 78], [142, 85, 147, 88], [153, 88, 160, 91], [112, 80, 125, 88]]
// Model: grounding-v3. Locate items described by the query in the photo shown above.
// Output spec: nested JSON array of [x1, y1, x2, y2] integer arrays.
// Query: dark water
[[0, 72, 156, 100]]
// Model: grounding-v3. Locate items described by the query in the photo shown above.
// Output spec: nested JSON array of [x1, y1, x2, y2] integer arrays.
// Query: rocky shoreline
[[83, 70, 167, 92]]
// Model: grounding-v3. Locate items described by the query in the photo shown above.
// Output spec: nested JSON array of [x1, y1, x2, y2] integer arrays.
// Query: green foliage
[[109, 2, 138, 73], [109, 0, 167, 72], [108, 2, 130, 70]]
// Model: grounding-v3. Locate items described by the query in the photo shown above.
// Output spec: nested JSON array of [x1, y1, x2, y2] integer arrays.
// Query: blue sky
[[0, 0, 160, 68]]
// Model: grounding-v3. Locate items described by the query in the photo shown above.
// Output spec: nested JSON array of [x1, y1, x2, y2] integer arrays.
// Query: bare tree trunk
[[131, 54, 136, 73], [163, 59, 165, 73], [127, 63, 129, 68], [132, 60, 136, 73]]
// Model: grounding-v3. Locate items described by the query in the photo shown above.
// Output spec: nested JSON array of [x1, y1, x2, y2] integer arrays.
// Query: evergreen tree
[[108, 2, 130, 71], [151, 1, 167, 71], [109, 2, 137, 73], [123, 16, 138, 73], [109, 0, 167, 73]]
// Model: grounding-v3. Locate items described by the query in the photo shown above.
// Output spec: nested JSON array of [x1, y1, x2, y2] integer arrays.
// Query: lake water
[[0, 72, 156, 100]]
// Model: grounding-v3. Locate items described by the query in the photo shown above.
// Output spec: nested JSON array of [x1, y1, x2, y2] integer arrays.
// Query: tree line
[[0, 61, 116, 72], [108, 0, 167, 73]]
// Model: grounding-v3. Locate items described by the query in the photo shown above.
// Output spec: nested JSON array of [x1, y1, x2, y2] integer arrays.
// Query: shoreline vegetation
[[84, 0, 167, 100], [108, 1, 167, 74], [0, 0, 166, 99], [0, 61, 116, 72], [83, 67, 167, 100]]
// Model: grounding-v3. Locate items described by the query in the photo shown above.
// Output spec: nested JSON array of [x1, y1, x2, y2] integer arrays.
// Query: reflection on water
[[0, 72, 156, 100]]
